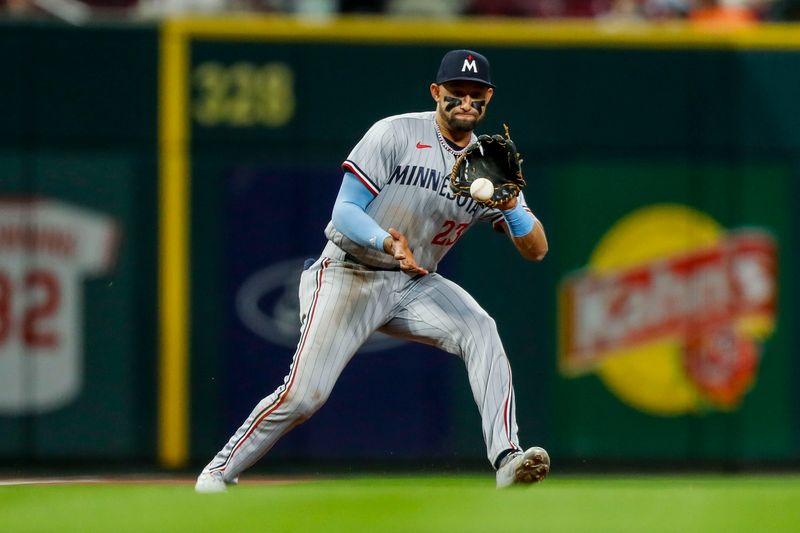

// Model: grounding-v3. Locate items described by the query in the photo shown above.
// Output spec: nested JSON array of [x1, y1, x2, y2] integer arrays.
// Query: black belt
[[344, 252, 401, 271]]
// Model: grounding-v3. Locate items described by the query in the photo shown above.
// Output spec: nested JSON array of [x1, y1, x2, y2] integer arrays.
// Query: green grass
[[2, 475, 800, 532]]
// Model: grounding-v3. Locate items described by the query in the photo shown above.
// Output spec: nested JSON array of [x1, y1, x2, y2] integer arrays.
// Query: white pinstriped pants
[[205, 252, 521, 480]]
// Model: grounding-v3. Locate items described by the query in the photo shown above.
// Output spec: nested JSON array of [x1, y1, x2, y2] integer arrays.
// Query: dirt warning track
[[0, 475, 308, 486]]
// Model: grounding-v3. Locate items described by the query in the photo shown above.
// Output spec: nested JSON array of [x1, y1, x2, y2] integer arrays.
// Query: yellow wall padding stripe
[[158, 21, 190, 469], [171, 15, 800, 50]]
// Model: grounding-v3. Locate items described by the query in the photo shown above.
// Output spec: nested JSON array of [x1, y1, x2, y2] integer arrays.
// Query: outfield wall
[[1, 17, 798, 468], [0, 22, 159, 461]]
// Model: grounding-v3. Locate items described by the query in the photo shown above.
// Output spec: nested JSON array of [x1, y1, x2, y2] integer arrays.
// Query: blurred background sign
[[0, 199, 118, 415], [559, 204, 777, 416]]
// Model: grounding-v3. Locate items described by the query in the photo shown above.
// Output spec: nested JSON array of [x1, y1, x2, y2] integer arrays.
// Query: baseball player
[[196, 49, 550, 492]]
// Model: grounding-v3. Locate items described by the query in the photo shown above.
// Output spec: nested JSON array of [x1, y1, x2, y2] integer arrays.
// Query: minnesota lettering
[[387, 164, 482, 215]]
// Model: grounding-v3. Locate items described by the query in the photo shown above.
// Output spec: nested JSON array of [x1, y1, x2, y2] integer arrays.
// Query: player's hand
[[385, 228, 429, 275]]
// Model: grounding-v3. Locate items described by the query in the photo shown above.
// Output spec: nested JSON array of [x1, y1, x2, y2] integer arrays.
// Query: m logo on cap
[[462, 56, 478, 73], [436, 49, 494, 88]]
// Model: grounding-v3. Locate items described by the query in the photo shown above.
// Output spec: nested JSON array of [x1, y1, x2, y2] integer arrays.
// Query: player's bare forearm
[[384, 228, 429, 275], [509, 221, 548, 261], [496, 197, 548, 261]]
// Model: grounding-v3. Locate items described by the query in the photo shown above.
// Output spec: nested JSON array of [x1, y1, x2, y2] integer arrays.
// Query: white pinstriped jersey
[[325, 111, 529, 272], [201, 114, 532, 483]]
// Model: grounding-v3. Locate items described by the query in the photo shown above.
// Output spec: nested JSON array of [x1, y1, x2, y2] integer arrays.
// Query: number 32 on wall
[[0, 269, 60, 349]]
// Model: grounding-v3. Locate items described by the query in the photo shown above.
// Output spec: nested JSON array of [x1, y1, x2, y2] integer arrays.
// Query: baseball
[[470, 178, 494, 202]]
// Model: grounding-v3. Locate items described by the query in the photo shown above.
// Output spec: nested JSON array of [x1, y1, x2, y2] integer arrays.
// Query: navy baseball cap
[[435, 49, 494, 88]]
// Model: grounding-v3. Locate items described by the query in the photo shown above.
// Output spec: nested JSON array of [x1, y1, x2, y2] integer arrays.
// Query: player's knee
[[474, 312, 500, 343], [460, 312, 501, 355], [481, 312, 499, 332], [289, 389, 329, 418]]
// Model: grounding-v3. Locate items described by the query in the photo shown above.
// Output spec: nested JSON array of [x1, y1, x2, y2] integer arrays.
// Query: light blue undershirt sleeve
[[331, 172, 391, 252], [501, 201, 536, 237]]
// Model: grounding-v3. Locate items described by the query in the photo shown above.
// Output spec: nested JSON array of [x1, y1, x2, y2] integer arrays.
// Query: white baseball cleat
[[496, 446, 550, 489], [195, 471, 228, 494]]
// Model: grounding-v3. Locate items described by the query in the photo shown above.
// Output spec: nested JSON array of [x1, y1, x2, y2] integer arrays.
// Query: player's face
[[433, 81, 494, 133]]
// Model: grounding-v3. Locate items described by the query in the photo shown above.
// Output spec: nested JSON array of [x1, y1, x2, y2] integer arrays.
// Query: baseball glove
[[450, 124, 526, 209]]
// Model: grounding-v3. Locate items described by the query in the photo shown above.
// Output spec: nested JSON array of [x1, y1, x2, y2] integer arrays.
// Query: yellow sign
[[559, 204, 777, 415]]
